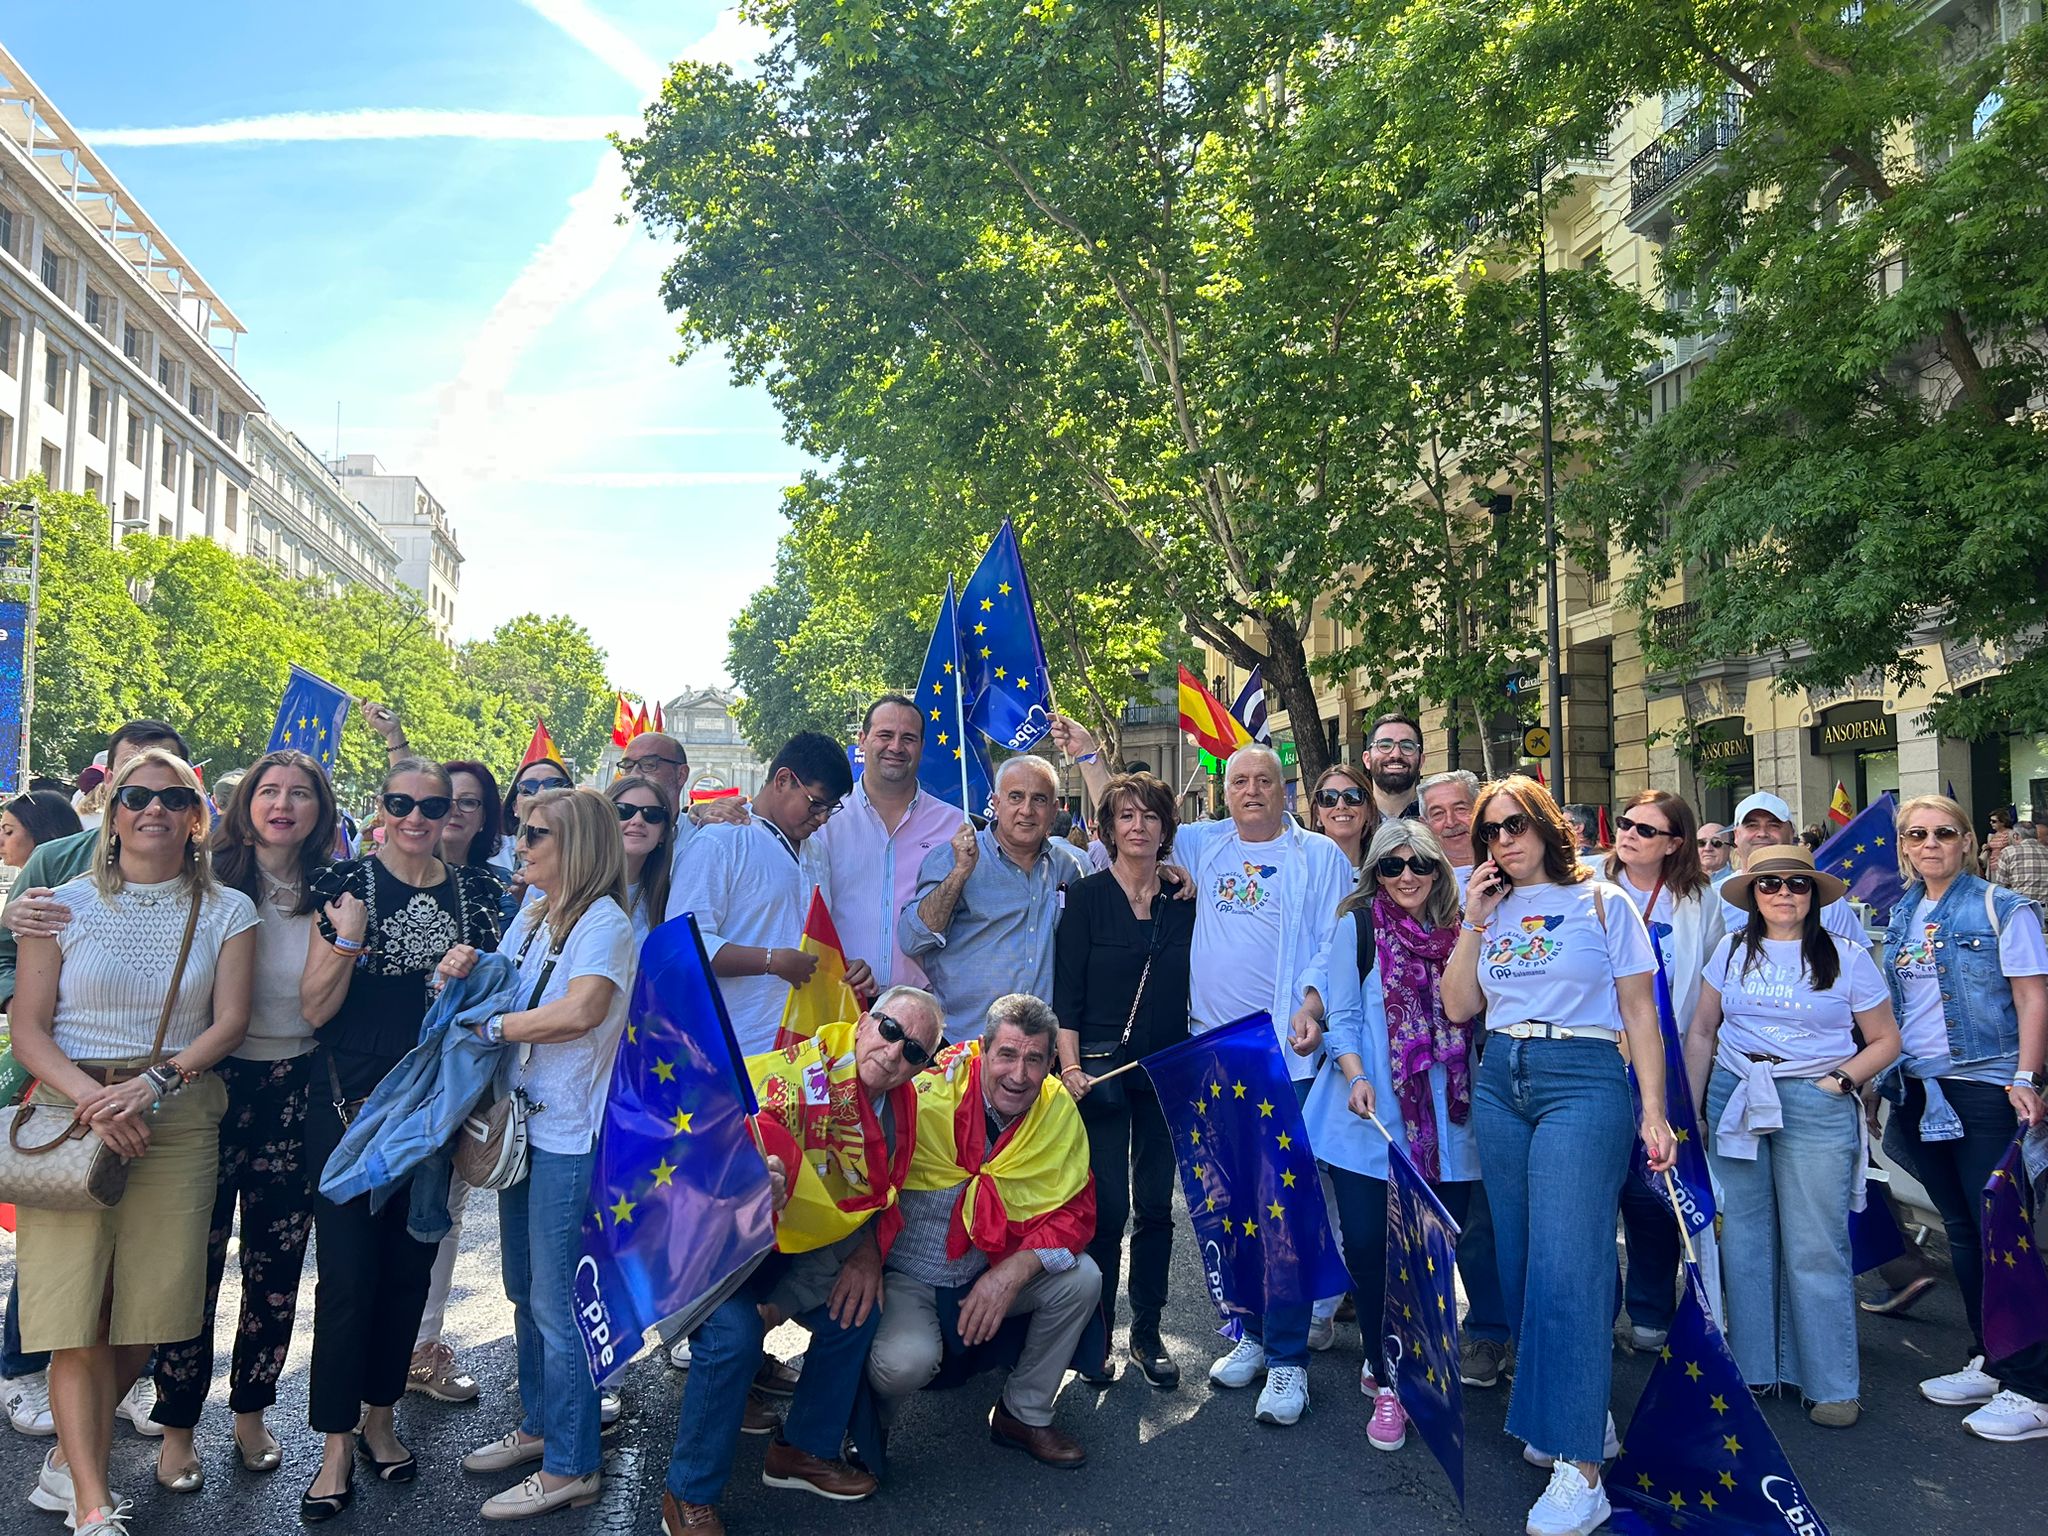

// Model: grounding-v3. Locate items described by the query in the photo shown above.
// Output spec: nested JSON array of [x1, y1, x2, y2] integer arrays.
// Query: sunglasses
[[517, 824, 553, 846], [1616, 814, 1677, 839], [114, 784, 202, 814], [1314, 787, 1368, 808], [616, 801, 671, 826], [1903, 825, 1964, 844], [873, 1011, 934, 1068], [620, 754, 685, 773], [1752, 874, 1815, 896], [381, 792, 451, 821], [1478, 812, 1532, 844], [1376, 854, 1441, 879], [516, 776, 571, 796]]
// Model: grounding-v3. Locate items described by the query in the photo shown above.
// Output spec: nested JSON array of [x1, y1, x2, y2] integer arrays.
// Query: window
[[38, 247, 59, 292], [188, 383, 202, 417], [84, 287, 105, 332], [0, 206, 12, 257], [190, 461, 207, 511], [216, 408, 238, 448], [84, 468, 103, 502], [39, 441, 59, 485], [87, 383, 106, 439], [122, 494, 140, 531], [123, 322, 143, 364], [0, 314, 13, 376], [225, 485, 238, 531], [43, 347, 63, 408], [160, 438, 177, 490], [158, 515, 173, 539], [126, 410, 143, 466], [157, 353, 174, 392], [0, 413, 11, 476]]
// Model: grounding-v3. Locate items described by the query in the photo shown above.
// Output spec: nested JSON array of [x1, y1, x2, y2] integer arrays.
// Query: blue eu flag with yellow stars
[[573, 914, 777, 1387], [1980, 1129, 2048, 1362], [1628, 925, 1715, 1238], [265, 665, 349, 773], [1812, 791, 1903, 922], [913, 577, 994, 815], [959, 518, 1054, 752], [1607, 1261, 1831, 1534], [1384, 1141, 1466, 1503], [1140, 1014, 1349, 1329]]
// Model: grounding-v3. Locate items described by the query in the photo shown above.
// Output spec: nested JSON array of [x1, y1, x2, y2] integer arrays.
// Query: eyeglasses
[[1753, 874, 1815, 896], [1376, 854, 1441, 879], [114, 785, 202, 814], [1478, 812, 1532, 844], [516, 776, 570, 796], [1368, 738, 1423, 757], [1314, 787, 1368, 808], [873, 1011, 934, 1068], [382, 793, 451, 821], [450, 795, 486, 814], [620, 754, 685, 774], [616, 801, 671, 826], [1615, 814, 1677, 840], [1903, 825, 1964, 844], [517, 825, 553, 846]]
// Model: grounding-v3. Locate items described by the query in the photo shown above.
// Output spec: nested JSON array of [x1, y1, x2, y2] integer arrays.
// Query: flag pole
[[1660, 1169, 1700, 1265], [951, 578, 972, 825]]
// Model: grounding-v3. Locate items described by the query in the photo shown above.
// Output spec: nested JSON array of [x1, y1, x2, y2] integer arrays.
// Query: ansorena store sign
[[1811, 700, 1898, 755]]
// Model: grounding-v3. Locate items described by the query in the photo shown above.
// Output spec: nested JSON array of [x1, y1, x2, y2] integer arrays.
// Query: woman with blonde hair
[[442, 788, 635, 1519], [1309, 762, 1377, 871], [8, 749, 257, 1533]]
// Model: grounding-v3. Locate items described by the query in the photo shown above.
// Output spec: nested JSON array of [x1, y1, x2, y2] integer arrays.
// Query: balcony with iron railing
[[1627, 94, 1744, 236]]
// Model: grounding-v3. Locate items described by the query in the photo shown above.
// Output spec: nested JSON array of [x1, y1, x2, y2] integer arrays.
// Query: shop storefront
[[1812, 700, 1900, 809], [1686, 716, 1754, 826]]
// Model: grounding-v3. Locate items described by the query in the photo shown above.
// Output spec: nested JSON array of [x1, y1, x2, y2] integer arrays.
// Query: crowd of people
[[0, 698, 2040, 1536]]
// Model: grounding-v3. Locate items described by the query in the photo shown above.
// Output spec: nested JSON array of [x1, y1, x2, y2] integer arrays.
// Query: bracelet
[[1060, 1064, 1087, 1077], [331, 934, 365, 956], [1349, 1073, 1369, 1090], [1461, 921, 1489, 934], [764, 948, 777, 976], [485, 1015, 506, 1047], [1075, 751, 1100, 764]]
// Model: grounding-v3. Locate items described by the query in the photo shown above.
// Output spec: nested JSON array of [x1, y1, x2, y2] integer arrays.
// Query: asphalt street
[[0, 1194, 2036, 1536]]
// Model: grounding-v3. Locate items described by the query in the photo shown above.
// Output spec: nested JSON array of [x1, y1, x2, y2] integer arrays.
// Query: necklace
[[259, 865, 303, 907]]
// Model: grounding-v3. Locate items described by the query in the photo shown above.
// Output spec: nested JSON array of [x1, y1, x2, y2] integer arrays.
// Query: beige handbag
[[0, 891, 202, 1213], [451, 928, 558, 1192]]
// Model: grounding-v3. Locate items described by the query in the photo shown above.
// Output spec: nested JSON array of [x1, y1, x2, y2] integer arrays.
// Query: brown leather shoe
[[760, 1437, 877, 1501], [989, 1398, 1087, 1469], [741, 1388, 780, 1435], [661, 1490, 726, 1535]]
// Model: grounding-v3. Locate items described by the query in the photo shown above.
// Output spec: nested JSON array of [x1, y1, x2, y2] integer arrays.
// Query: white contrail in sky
[[82, 109, 628, 146], [517, 470, 798, 488], [519, 0, 667, 95]]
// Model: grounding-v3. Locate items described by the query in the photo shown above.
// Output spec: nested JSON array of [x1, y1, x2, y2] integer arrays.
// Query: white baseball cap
[[1733, 791, 1794, 826]]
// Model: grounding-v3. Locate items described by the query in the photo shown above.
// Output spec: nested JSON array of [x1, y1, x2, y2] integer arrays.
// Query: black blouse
[[1052, 867, 1195, 1063]]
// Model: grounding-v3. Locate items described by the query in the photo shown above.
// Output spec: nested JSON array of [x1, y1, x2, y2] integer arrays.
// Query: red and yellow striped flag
[[610, 695, 635, 749], [1178, 665, 1252, 761], [1828, 781, 1855, 827], [776, 887, 860, 1049]]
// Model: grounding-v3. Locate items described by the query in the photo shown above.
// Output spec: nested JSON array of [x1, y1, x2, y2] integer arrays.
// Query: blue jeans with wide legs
[[1705, 1069, 1861, 1403], [500, 1146, 602, 1478], [1473, 1036, 1634, 1465]]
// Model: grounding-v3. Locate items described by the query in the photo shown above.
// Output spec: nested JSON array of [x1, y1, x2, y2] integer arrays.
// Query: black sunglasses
[[1615, 814, 1677, 839], [1478, 812, 1532, 844], [873, 1011, 934, 1068], [114, 784, 202, 814], [1314, 787, 1368, 808], [382, 792, 451, 821], [616, 801, 671, 826], [516, 775, 571, 796], [517, 824, 553, 846], [619, 753, 686, 773], [1752, 874, 1815, 896], [1376, 854, 1441, 879]]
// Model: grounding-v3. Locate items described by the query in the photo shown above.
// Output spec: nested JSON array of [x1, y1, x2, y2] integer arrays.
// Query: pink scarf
[[1373, 892, 1466, 1181]]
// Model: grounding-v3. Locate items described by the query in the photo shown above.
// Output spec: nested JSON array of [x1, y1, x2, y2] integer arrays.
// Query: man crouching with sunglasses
[[661, 987, 945, 1536]]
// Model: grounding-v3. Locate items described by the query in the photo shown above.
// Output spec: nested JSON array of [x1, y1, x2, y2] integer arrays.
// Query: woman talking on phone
[[1443, 775, 1675, 1536]]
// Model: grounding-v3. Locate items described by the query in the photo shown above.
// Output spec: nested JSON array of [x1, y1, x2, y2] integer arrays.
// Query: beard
[[1370, 761, 1418, 797]]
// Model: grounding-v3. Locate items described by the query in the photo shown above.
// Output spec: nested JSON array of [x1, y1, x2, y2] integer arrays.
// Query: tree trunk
[[1258, 612, 1331, 791], [1470, 698, 1497, 779]]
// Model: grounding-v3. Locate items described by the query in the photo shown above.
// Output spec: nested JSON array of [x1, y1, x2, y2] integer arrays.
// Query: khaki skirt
[[15, 1067, 228, 1351]]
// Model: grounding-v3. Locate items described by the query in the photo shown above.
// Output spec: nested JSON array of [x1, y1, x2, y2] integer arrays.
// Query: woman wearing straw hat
[[1682, 842, 1899, 1428]]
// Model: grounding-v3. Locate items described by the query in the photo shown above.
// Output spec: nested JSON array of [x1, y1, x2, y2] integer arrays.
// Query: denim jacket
[[1879, 873, 2037, 1099], [317, 953, 526, 1237]]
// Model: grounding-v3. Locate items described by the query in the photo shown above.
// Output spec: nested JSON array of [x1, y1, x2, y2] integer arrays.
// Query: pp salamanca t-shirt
[[1477, 879, 1657, 1034]]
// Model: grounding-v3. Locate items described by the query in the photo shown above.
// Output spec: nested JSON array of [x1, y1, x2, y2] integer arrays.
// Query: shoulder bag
[[453, 924, 559, 1191], [1078, 893, 1169, 1116], [0, 890, 203, 1212]]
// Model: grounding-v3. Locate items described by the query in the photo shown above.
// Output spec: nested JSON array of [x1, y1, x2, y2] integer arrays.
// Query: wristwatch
[[1825, 1069, 1858, 1095]]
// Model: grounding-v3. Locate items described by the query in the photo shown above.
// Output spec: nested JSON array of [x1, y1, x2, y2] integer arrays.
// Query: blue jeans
[[1705, 1069, 1860, 1403], [3, 1277, 49, 1378], [1456, 1179, 1510, 1345], [501, 1146, 602, 1478], [664, 1262, 881, 1504], [1473, 1037, 1634, 1464]]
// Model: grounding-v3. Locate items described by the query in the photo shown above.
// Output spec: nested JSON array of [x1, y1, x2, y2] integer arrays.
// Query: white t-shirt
[[1451, 864, 1474, 897], [1706, 934, 1887, 1061], [1189, 830, 1289, 1031], [1890, 894, 2048, 1073], [667, 821, 829, 1056], [1477, 879, 1657, 1033], [498, 896, 635, 1155]]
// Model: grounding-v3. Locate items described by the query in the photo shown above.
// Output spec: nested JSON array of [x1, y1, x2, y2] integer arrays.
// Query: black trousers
[[1081, 1077, 1175, 1337], [303, 1097, 439, 1434], [153, 1055, 317, 1426]]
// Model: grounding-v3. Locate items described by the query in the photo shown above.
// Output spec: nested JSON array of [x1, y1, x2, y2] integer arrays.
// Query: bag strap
[[1593, 883, 1608, 932], [9, 1100, 91, 1155], [509, 920, 562, 1076], [146, 891, 205, 1067]]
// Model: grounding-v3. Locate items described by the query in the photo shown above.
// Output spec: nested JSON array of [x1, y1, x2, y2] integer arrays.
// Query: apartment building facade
[[245, 414, 401, 595], [330, 454, 464, 640]]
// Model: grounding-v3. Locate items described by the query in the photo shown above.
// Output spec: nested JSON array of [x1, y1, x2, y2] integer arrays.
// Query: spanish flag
[[611, 694, 635, 749], [1178, 664, 1252, 761], [776, 887, 860, 1049], [519, 717, 561, 773], [1829, 781, 1855, 827]]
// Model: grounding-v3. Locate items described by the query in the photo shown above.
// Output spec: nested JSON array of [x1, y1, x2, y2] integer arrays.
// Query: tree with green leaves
[[456, 613, 616, 780]]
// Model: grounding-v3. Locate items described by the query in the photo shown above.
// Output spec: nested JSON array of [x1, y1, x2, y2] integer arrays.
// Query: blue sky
[[6, 0, 805, 692]]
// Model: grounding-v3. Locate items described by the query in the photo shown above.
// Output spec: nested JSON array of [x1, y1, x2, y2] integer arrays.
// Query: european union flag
[[1980, 1129, 2048, 1362], [913, 577, 993, 815], [1628, 925, 1715, 1238], [1608, 1262, 1831, 1534], [265, 665, 349, 774], [573, 915, 777, 1387], [1384, 1142, 1465, 1503], [1140, 1014, 1349, 1328], [1812, 791, 1902, 922], [1848, 1181, 1907, 1275], [959, 518, 1053, 752]]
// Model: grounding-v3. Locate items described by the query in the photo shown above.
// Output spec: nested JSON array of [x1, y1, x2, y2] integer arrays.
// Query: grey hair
[[1339, 818, 1462, 931], [1224, 743, 1284, 781], [1417, 769, 1479, 806], [982, 992, 1059, 1051], [994, 754, 1060, 796], [871, 984, 944, 1046]]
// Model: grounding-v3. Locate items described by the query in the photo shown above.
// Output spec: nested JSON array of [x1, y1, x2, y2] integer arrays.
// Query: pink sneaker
[[1368, 1387, 1408, 1452], [1360, 1366, 1378, 1398]]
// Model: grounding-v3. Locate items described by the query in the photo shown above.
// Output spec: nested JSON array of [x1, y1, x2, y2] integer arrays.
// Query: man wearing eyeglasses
[[1697, 823, 1733, 886], [667, 732, 857, 1055], [1721, 792, 1867, 946], [1362, 712, 1426, 823]]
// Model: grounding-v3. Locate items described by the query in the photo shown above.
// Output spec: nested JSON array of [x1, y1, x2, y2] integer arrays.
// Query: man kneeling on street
[[867, 993, 1101, 1469], [662, 989, 944, 1536]]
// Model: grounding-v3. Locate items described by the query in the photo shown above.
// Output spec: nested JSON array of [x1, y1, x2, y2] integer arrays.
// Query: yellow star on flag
[[1194, 1099, 1206, 1115], [609, 1194, 636, 1224], [651, 1159, 677, 1188], [980, 647, 991, 658], [1659, 1346, 1673, 1363], [1719, 1470, 1736, 1490], [1709, 1393, 1728, 1415], [670, 1110, 695, 1135], [1204, 1195, 1215, 1211], [980, 598, 993, 611], [943, 661, 953, 674], [973, 621, 986, 634], [1242, 1217, 1257, 1236], [1699, 1490, 1718, 1513], [994, 666, 1007, 680], [1233, 1082, 1247, 1098], [1015, 675, 1029, 689], [625, 1023, 637, 1045], [931, 680, 944, 695], [1668, 1492, 1687, 1512], [1722, 1434, 1742, 1455], [1257, 1099, 1274, 1118], [929, 707, 941, 721], [1192, 1163, 1205, 1180], [1266, 1199, 1284, 1219], [1873, 835, 1886, 846], [1210, 1083, 1222, 1098], [1635, 1473, 1654, 1492], [936, 731, 950, 746], [1685, 1360, 1704, 1381], [1276, 1132, 1294, 1151], [1854, 843, 1866, 854], [997, 581, 1011, 595], [1190, 1127, 1202, 1146], [652, 1059, 676, 1083], [1281, 1169, 1297, 1188]]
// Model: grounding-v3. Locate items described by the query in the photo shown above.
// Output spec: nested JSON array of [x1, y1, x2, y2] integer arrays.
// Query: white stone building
[[329, 454, 463, 639], [245, 415, 400, 595]]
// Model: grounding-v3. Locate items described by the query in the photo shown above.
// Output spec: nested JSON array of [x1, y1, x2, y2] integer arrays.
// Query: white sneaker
[[1208, 1337, 1268, 1389], [5, 1371, 55, 1436], [74, 1504, 134, 1535], [1254, 1364, 1309, 1425], [1523, 1412, 1620, 1469], [667, 1337, 692, 1370], [113, 1379, 161, 1437], [1921, 1356, 1999, 1406], [600, 1389, 622, 1426], [27, 1448, 128, 1528], [1963, 1389, 2048, 1442], [1525, 1460, 1611, 1536], [1306, 1315, 1338, 1352], [1625, 1324, 1667, 1351]]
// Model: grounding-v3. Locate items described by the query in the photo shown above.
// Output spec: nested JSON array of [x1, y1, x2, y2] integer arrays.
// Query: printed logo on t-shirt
[[1725, 953, 1814, 1014], [1484, 913, 1564, 975], [1893, 922, 1938, 977], [1213, 860, 1278, 914]]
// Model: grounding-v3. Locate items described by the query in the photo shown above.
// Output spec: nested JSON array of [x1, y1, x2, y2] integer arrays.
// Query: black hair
[[443, 760, 505, 865], [1366, 711, 1421, 743], [109, 718, 189, 763], [770, 731, 855, 800], [862, 693, 923, 738], [3, 790, 84, 849], [1738, 899, 1842, 993]]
